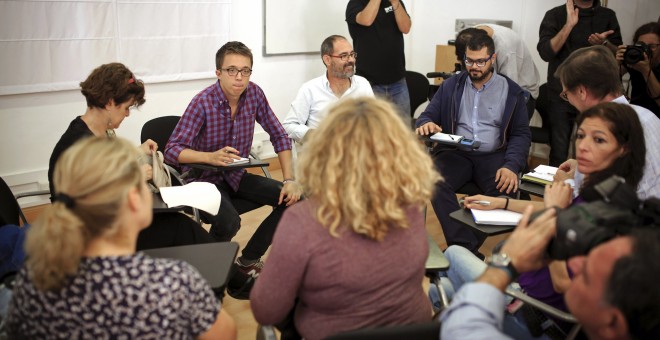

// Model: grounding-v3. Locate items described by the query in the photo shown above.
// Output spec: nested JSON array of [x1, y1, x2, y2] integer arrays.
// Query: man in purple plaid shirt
[[165, 41, 302, 299]]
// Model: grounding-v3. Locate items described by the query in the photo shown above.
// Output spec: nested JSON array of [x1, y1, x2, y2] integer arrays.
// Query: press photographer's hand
[[500, 206, 557, 273]]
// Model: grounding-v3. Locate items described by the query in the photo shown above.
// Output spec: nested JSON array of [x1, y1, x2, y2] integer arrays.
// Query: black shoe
[[226, 259, 263, 300]]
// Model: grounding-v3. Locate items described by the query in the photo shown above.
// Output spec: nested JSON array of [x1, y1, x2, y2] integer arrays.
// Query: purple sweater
[[250, 200, 432, 340]]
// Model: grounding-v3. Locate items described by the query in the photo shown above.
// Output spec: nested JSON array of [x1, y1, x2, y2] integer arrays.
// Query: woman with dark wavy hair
[[47, 62, 213, 250]]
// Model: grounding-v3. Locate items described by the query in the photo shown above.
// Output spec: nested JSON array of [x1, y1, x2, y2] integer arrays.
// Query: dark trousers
[[136, 212, 214, 251], [546, 89, 579, 166], [431, 149, 512, 254], [205, 173, 286, 261]]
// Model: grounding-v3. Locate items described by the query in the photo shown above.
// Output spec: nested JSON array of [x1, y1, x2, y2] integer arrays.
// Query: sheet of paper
[[533, 165, 558, 175], [159, 182, 221, 215], [430, 133, 463, 143], [471, 208, 522, 226], [230, 157, 250, 165]]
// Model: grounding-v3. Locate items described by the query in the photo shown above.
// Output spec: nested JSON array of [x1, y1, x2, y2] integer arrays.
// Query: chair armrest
[[250, 151, 272, 179], [256, 325, 277, 340], [15, 189, 50, 201], [14, 189, 51, 225], [505, 287, 578, 323]]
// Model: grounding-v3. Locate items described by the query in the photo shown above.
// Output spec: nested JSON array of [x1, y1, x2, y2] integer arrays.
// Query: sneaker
[[226, 259, 264, 300]]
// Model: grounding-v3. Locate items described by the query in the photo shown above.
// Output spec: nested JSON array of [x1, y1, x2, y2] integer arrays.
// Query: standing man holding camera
[[617, 22, 660, 118], [345, 0, 411, 124], [441, 206, 660, 339], [537, 0, 622, 166]]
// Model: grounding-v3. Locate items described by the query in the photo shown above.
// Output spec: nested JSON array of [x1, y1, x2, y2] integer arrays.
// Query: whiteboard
[[264, 0, 351, 55]]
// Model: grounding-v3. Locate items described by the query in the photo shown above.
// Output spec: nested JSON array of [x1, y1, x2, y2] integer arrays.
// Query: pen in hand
[[471, 200, 490, 206]]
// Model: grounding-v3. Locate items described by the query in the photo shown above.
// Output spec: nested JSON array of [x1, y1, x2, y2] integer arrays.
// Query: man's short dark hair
[[320, 35, 347, 66], [555, 45, 622, 99], [215, 41, 253, 70], [606, 229, 660, 338], [455, 27, 489, 61], [465, 30, 495, 56]]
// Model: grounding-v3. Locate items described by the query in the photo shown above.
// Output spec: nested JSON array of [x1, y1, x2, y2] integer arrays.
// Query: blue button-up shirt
[[456, 72, 508, 152]]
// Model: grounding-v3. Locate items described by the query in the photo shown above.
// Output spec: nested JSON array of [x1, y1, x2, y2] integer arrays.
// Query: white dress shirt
[[282, 73, 374, 142]]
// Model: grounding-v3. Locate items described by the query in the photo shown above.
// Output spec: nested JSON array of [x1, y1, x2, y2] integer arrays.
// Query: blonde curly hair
[[297, 96, 443, 241]]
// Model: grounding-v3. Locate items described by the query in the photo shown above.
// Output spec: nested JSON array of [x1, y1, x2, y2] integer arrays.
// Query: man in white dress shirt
[[283, 35, 374, 143]]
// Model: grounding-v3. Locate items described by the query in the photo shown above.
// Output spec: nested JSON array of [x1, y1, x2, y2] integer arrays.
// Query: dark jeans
[[431, 149, 513, 254], [136, 212, 214, 251], [205, 173, 286, 261], [371, 77, 411, 126], [546, 89, 578, 166]]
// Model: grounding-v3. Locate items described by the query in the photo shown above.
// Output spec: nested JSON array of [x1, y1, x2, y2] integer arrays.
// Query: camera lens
[[623, 43, 651, 65]]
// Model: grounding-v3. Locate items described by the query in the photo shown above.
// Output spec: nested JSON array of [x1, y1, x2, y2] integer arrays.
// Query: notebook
[[471, 208, 522, 226], [429, 132, 463, 143]]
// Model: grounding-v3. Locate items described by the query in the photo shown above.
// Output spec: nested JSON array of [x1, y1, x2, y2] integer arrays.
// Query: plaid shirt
[[165, 81, 291, 191]]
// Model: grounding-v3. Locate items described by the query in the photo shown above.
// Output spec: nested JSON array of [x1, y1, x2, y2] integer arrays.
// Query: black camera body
[[530, 176, 660, 260], [624, 42, 653, 65]]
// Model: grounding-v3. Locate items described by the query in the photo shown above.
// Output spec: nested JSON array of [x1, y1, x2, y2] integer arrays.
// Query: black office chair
[[405, 71, 431, 129], [325, 322, 440, 340], [0, 176, 49, 226]]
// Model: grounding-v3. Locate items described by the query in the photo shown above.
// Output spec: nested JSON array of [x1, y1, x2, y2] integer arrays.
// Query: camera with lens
[[623, 42, 653, 65], [529, 176, 660, 260]]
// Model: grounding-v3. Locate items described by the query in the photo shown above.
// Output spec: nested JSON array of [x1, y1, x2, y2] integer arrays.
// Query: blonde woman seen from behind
[[5, 137, 236, 340], [251, 97, 443, 340]]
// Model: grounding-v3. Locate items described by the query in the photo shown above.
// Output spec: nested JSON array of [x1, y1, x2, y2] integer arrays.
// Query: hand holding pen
[[463, 195, 501, 211]]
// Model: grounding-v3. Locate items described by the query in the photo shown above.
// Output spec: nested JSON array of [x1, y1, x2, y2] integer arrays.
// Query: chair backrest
[[405, 71, 430, 118], [325, 321, 440, 340], [143, 242, 239, 289], [0, 177, 21, 226], [140, 115, 181, 151]]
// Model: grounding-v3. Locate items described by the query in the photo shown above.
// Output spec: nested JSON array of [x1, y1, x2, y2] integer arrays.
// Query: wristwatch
[[488, 252, 519, 280]]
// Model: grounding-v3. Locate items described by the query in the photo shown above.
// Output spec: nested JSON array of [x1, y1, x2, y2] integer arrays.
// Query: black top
[[346, 0, 408, 85], [48, 116, 94, 200], [537, 0, 622, 93], [628, 64, 660, 118]]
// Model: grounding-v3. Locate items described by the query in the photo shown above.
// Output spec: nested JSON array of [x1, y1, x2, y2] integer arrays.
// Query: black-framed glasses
[[220, 67, 253, 77], [560, 90, 569, 102], [329, 52, 358, 61], [464, 54, 493, 67], [647, 43, 660, 51]]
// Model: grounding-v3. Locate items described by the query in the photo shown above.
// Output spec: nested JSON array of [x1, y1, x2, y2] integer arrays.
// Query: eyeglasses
[[464, 54, 493, 67], [329, 52, 358, 61], [220, 67, 253, 77], [647, 43, 660, 51], [560, 90, 569, 102]]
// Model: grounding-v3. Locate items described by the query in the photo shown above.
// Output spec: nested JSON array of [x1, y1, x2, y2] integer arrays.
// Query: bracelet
[[504, 197, 510, 210], [282, 178, 295, 184]]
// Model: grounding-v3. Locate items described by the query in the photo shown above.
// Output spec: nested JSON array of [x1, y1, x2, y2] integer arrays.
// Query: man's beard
[[332, 63, 355, 79], [469, 66, 494, 82]]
